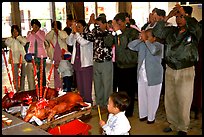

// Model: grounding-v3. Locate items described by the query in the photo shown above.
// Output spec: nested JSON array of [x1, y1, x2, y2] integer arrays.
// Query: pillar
[[118, 2, 132, 18], [10, 2, 21, 29]]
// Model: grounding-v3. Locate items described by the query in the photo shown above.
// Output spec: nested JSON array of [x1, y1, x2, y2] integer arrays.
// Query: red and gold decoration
[[18, 54, 22, 90], [2, 49, 15, 93], [31, 56, 39, 100], [9, 49, 16, 90], [40, 56, 43, 99]]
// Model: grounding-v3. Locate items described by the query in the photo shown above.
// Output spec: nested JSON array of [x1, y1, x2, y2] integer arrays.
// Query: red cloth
[[48, 119, 91, 135]]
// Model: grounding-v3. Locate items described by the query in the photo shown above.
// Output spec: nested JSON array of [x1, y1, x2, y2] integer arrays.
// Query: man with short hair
[[153, 8, 173, 26], [112, 12, 140, 117], [87, 13, 114, 108], [64, 14, 76, 89], [63, 14, 74, 36], [141, 8, 158, 30], [152, 4, 201, 135]]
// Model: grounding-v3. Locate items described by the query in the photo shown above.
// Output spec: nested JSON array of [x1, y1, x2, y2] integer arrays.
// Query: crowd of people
[[4, 4, 202, 135]]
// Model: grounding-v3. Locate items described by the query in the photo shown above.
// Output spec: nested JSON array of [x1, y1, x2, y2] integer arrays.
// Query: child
[[58, 49, 74, 92], [128, 29, 164, 124], [99, 92, 131, 135]]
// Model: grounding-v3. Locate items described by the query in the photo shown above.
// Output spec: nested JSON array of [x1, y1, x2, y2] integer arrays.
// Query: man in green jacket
[[152, 4, 202, 135], [112, 12, 140, 117]]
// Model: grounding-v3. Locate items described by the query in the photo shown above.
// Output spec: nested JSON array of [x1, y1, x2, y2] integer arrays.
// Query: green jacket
[[152, 16, 202, 70], [115, 28, 140, 68]]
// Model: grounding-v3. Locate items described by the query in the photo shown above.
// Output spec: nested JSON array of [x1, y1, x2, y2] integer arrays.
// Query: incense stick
[[58, 126, 61, 134], [97, 105, 102, 120]]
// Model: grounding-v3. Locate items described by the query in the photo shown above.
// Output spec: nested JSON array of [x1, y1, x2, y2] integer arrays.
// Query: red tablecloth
[[48, 119, 91, 135]]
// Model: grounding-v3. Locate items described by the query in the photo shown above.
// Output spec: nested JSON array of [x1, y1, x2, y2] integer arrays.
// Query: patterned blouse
[[83, 25, 113, 63]]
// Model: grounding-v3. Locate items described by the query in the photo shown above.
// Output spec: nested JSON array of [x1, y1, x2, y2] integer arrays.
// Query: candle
[[39, 55, 43, 98], [10, 49, 16, 90], [2, 115, 5, 118], [5, 119, 12, 126], [97, 105, 102, 120], [32, 56, 39, 100], [2, 117, 9, 123], [2, 49, 15, 93], [18, 54, 22, 90]]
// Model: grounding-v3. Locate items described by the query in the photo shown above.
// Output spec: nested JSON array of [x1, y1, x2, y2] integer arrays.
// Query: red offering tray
[[48, 119, 91, 135]]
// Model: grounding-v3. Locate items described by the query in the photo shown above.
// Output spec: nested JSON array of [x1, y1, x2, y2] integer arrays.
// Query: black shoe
[[178, 131, 187, 135], [139, 116, 147, 121], [163, 127, 173, 132], [147, 119, 155, 124]]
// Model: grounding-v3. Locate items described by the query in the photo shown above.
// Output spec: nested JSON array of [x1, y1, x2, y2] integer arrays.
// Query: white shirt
[[5, 36, 27, 63], [145, 23, 157, 30], [45, 29, 68, 60], [102, 111, 131, 135], [57, 60, 73, 77], [66, 32, 93, 68]]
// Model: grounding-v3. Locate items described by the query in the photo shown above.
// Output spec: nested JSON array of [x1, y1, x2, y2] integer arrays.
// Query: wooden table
[[38, 105, 92, 131], [2, 111, 51, 135]]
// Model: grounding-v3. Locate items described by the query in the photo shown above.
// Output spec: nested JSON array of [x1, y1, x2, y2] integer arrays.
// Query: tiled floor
[[2, 53, 202, 135]]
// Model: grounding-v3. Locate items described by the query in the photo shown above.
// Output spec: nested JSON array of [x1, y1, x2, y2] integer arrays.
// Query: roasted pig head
[[2, 87, 58, 109]]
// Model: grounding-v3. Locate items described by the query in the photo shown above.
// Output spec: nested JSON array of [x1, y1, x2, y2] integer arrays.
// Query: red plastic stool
[[48, 119, 92, 135]]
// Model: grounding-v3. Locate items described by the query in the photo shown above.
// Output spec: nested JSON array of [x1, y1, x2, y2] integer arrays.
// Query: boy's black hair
[[110, 92, 130, 112]]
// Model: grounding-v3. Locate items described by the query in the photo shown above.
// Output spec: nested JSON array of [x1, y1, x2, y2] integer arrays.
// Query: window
[[181, 2, 202, 5], [19, 2, 52, 36], [132, 2, 149, 29], [84, 2, 96, 23], [2, 2, 11, 38], [97, 2, 118, 21], [55, 2, 67, 30], [132, 2, 170, 29], [84, 2, 118, 23]]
